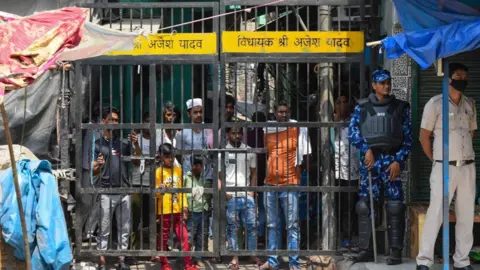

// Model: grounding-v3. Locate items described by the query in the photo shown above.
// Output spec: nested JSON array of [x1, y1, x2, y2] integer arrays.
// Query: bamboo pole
[[0, 74, 31, 269]]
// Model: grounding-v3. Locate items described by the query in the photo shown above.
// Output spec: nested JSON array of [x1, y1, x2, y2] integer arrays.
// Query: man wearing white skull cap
[[174, 98, 213, 265], [186, 98, 203, 110]]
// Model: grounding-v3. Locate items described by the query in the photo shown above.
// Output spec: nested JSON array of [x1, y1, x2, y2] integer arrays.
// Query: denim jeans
[[226, 196, 257, 251], [257, 192, 266, 237], [265, 190, 300, 268], [187, 212, 209, 259]]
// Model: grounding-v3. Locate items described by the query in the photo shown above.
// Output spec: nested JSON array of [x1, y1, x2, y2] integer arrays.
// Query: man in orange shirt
[[259, 101, 311, 270], [152, 143, 198, 270]]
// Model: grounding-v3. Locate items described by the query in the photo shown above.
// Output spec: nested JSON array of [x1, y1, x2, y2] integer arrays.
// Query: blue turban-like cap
[[372, 69, 391, 83]]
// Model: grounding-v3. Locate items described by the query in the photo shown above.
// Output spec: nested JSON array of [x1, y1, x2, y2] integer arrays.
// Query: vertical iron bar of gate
[[359, 0, 366, 98], [74, 61, 83, 255], [218, 0, 227, 257], [149, 64, 158, 251]]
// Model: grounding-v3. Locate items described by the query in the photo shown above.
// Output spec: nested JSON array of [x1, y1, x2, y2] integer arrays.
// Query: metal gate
[[73, 0, 366, 263]]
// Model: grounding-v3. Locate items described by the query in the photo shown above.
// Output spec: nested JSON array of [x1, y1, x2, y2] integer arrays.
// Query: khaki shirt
[[421, 94, 477, 161]]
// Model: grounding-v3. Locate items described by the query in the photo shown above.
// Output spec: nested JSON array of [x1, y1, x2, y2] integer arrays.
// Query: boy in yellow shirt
[[153, 143, 197, 270]]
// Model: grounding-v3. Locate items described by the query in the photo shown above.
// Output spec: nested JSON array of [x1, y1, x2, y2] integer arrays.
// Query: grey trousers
[[416, 162, 476, 268], [98, 194, 132, 259], [82, 169, 99, 237]]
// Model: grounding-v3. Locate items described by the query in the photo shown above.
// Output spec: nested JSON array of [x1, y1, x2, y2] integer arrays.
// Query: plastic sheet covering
[[392, 0, 480, 32], [57, 21, 138, 62], [382, 18, 480, 69], [0, 159, 72, 269], [381, 0, 480, 69], [0, 72, 61, 159]]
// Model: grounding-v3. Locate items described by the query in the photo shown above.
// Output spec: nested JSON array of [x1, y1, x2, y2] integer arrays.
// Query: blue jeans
[[265, 190, 300, 268], [187, 212, 209, 259], [257, 192, 266, 237], [258, 192, 285, 240], [226, 197, 257, 251]]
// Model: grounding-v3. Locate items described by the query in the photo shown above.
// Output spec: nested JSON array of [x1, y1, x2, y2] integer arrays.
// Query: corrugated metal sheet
[[416, 49, 480, 201]]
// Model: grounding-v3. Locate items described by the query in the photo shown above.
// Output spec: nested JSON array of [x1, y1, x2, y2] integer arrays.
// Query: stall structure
[[368, 0, 480, 268]]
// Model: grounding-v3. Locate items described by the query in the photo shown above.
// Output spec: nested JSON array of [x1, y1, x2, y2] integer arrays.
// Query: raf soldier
[[348, 69, 412, 265], [416, 63, 476, 270]]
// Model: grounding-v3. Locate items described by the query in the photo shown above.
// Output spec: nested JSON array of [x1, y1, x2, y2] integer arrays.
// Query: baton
[[368, 170, 378, 263]]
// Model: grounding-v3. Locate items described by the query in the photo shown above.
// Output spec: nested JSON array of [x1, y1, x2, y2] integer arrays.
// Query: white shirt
[[156, 129, 181, 167], [421, 94, 477, 161], [219, 143, 256, 197], [156, 129, 177, 147], [334, 126, 359, 181], [132, 135, 161, 186], [175, 128, 213, 179]]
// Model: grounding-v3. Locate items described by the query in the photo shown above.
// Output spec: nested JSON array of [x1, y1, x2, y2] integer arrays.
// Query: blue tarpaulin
[[392, 0, 479, 32], [382, 18, 480, 69], [0, 160, 72, 270], [381, 0, 480, 69]]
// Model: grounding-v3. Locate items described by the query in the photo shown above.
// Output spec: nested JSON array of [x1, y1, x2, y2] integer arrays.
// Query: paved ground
[[74, 256, 480, 270]]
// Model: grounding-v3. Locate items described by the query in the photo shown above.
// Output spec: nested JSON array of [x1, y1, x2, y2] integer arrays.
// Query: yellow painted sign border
[[222, 31, 364, 53], [108, 33, 217, 56]]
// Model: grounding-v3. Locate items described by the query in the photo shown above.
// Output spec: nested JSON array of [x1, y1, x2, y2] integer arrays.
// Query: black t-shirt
[[94, 136, 131, 188]]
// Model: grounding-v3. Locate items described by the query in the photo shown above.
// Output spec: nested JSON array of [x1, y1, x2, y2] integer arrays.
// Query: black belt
[[434, 160, 474, 167]]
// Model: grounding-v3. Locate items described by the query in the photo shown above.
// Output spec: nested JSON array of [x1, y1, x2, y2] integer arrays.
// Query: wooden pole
[[0, 102, 32, 270]]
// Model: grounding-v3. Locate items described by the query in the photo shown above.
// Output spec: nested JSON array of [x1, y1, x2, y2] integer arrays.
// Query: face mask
[[450, 79, 468, 92]]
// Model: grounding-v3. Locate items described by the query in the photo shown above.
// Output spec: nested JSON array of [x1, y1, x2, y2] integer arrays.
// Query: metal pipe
[[318, 4, 337, 251], [441, 60, 449, 270]]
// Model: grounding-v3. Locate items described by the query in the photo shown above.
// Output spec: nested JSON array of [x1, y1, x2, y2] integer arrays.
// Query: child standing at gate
[[153, 143, 198, 270], [184, 156, 210, 268]]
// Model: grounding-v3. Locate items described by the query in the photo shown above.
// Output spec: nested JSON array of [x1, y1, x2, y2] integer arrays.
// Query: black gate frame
[[73, 0, 366, 259]]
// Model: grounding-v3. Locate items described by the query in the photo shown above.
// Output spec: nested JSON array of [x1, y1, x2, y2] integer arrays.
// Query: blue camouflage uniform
[[347, 69, 413, 265], [348, 104, 412, 200]]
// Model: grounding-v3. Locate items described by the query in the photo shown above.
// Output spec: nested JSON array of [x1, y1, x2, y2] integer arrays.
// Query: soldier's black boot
[[385, 200, 405, 265], [353, 199, 374, 262]]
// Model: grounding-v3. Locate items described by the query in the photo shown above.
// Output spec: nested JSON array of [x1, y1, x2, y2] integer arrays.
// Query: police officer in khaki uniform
[[416, 63, 476, 270]]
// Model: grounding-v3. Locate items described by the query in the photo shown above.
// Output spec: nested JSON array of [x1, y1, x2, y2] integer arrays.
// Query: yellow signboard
[[222, 31, 364, 53], [108, 33, 217, 55]]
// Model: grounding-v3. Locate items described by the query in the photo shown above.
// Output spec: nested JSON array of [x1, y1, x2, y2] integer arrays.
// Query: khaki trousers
[[416, 162, 476, 268]]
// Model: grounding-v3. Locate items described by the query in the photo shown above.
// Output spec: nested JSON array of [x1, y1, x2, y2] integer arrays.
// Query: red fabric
[[157, 213, 193, 266], [0, 7, 88, 92]]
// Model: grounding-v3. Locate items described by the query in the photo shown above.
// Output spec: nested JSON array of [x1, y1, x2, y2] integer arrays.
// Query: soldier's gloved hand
[[364, 149, 375, 169], [386, 161, 401, 181]]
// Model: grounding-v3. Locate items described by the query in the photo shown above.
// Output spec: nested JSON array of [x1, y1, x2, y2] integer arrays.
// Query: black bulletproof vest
[[359, 97, 405, 153]]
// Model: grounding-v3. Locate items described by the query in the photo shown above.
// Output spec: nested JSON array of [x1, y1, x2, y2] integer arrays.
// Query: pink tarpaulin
[[0, 7, 138, 101], [0, 8, 89, 93]]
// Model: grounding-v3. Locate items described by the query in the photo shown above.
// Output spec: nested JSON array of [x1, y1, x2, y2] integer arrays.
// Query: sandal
[[228, 262, 239, 270]]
